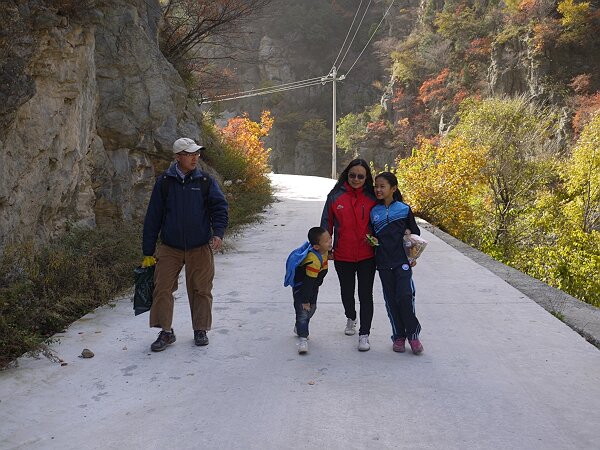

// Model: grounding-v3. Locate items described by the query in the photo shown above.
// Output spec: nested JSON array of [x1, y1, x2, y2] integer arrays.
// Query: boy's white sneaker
[[344, 318, 357, 335], [358, 334, 370, 351], [298, 337, 308, 354]]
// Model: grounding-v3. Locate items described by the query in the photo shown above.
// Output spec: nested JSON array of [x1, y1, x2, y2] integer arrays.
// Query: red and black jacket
[[320, 182, 377, 262]]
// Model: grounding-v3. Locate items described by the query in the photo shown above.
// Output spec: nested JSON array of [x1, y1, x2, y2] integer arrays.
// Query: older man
[[142, 137, 229, 352]]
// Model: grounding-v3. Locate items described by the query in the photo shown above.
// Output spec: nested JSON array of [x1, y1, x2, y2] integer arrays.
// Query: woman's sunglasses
[[348, 173, 366, 180]]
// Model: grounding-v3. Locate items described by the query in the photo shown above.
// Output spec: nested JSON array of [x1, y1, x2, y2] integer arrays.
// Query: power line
[[331, 0, 364, 71], [344, 0, 396, 77], [202, 77, 333, 103], [206, 76, 325, 100], [336, 0, 372, 72]]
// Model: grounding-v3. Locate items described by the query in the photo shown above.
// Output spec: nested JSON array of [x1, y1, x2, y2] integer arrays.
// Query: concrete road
[[1, 174, 599, 450]]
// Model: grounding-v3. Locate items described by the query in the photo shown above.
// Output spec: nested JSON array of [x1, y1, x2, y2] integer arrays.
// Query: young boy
[[293, 227, 332, 354]]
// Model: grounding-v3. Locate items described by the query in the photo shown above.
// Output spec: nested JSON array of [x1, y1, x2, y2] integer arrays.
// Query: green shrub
[[0, 222, 141, 367], [226, 183, 273, 229]]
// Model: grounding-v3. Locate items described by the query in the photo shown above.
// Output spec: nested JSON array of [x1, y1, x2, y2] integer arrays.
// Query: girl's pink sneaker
[[408, 339, 423, 355], [392, 338, 406, 353]]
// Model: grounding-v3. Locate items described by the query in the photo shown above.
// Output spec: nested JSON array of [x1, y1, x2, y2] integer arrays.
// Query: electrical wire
[[202, 80, 330, 103], [204, 78, 332, 100], [206, 76, 325, 100], [344, 0, 396, 77], [330, 0, 364, 71], [336, 0, 372, 72], [202, 78, 333, 103]]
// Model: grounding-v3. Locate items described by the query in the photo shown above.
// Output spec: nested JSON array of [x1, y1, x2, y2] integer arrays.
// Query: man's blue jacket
[[142, 163, 229, 256]]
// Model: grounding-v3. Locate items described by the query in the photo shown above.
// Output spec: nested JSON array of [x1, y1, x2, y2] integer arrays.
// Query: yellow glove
[[141, 256, 157, 268]]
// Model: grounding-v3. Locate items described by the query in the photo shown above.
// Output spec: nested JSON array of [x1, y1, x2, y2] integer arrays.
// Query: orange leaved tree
[[220, 111, 273, 188]]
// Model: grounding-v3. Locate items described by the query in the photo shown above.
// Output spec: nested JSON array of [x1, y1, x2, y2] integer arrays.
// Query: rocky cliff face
[[0, 0, 204, 249], [488, 34, 552, 101], [0, 2, 98, 246], [487, 28, 599, 148]]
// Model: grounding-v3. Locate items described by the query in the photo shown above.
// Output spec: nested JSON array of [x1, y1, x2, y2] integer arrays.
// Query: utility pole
[[324, 67, 345, 179]]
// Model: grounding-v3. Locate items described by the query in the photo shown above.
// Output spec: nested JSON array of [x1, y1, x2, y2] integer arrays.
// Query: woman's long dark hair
[[375, 171, 403, 202], [331, 158, 375, 196]]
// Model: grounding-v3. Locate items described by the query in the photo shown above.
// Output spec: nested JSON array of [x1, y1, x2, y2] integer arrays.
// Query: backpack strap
[[310, 248, 323, 265], [284, 241, 312, 288]]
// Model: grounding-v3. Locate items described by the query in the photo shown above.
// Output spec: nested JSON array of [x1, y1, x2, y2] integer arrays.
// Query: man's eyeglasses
[[348, 173, 365, 180], [178, 152, 200, 157]]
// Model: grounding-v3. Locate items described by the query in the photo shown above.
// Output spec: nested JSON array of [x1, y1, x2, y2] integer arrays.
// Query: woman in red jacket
[[321, 159, 377, 351]]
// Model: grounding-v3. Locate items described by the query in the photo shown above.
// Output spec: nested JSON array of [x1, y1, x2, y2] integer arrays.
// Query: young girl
[[369, 172, 423, 354]]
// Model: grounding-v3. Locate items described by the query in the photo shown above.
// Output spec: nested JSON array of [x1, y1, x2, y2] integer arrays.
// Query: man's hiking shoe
[[194, 330, 209, 346], [298, 337, 308, 354], [358, 334, 370, 351], [393, 338, 406, 353], [344, 318, 357, 336], [151, 329, 176, 352], [408, 339, 423, 355]]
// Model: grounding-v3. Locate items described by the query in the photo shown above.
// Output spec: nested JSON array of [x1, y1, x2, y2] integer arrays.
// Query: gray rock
[[80, 349, 94, 358]]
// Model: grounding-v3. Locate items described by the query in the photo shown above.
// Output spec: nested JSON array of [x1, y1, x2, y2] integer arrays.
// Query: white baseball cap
[[173, 137, 205, 154]]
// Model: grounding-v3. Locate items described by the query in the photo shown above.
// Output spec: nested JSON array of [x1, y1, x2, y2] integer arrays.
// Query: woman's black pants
[[334, 258, 376, 335]]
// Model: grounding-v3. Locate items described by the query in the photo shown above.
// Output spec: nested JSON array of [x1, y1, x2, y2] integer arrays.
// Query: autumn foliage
[[418, 69, 451, 105], [220, 111, 273, 188], [366, 120, 390, 138], [465, 37, 492, 60], [395, 97, 599, 305], [396, 137, 487, 239], [572, 92, 600, 133]]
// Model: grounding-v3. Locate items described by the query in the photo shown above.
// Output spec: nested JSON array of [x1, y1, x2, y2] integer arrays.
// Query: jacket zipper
[[182, 182, 187, 249], [386, 205, 391, 268]]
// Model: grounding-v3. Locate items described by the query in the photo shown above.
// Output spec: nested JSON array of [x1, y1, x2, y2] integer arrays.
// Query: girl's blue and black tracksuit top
[[142, 163, 229, 256], [370, 200, 420, 269]]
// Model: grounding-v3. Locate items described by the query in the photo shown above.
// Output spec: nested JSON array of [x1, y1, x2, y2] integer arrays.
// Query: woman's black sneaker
[[194, 330, 209, 346], [150, 329, 176, 352]]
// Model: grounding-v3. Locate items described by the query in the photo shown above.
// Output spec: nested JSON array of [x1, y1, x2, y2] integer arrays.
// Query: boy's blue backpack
[[284, 241, 323, 288]]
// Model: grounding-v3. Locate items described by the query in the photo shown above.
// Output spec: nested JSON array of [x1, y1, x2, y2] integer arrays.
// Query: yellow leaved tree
[[396, 136, 487, 240]]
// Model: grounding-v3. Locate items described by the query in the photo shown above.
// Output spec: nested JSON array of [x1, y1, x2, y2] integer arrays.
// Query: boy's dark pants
[[334, 258, 376, 335], [378, 266, 421, 341], [293, 289, 318, 338]]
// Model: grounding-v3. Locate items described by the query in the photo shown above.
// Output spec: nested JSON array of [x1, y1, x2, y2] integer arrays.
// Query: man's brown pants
[[149, 244, 214, 332]]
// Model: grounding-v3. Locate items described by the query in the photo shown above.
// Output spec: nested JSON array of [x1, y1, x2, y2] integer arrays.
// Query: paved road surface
[[1, 174, 599, 450]]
